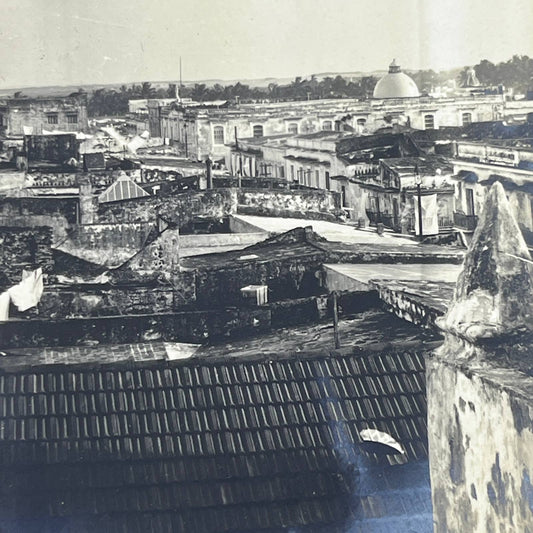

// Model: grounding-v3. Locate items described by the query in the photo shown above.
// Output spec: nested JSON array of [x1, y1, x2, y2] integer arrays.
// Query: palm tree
[[140, 82, 156, 99]]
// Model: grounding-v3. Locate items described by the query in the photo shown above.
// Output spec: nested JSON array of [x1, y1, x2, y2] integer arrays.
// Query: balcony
[[454, 212, 478, 232]]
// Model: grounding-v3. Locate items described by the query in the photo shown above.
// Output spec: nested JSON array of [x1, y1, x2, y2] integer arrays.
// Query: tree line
[[458, 55, 533, 93], [87, 82, 175, 116], [86, 55, 533, 117]]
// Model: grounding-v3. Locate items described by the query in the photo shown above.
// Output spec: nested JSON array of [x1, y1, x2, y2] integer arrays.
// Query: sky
[[1, 0, 532, 89]]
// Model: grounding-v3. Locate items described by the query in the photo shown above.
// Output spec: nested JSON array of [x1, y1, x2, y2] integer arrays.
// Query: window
[[424, 115, 435, 129], [325, 171, 330, 190], [66, 113, 78, 124], [213, 125, 225, 145], [341, 186, 347, 207], [357, 118, 366, 127], [322, 121, 333, 131], [47, 113, 58, 125], [288, 123, 299, 135], [253, 125, 264, 138], [466, 188, 475, 216], [315, 170, 320, 187], [462, 112, 472, 125], [279, 166, 285, 179], [290, 165, 295, 180]]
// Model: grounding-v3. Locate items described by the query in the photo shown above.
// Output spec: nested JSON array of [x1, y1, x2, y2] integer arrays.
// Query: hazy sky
[[1, 0, 532, 88]]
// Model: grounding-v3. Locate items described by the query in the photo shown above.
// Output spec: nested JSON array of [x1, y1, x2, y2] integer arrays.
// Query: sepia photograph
[[0, 0, 532, 531]]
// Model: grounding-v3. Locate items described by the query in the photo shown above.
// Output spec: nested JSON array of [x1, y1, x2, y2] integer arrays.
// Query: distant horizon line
[[0, 53, 527, 94]]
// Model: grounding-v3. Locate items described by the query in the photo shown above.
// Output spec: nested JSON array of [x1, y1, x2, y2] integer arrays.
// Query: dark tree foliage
[[458, 55, 533, 92], [178, 75, 380, 103], [87, 56, 533, 117], [87, 76, 380, 116], [87, 82, 173, 116]]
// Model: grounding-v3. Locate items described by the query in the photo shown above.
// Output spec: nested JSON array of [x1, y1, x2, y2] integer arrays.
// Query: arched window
[[213, 126, 225, 145], [322, 121, 333, 131], [424, 114, 435, 129], [462, 112, 472, 125], [288, 123, 299, 135], [253, 125, 264, 138], [357, 118, 366, 127]]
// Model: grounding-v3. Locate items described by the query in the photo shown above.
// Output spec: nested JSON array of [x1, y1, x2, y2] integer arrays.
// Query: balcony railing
[[454, 212, 478, 232]]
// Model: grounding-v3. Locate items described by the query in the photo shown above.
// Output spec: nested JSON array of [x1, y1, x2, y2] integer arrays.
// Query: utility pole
[[179, 56, 183, 88], [332, 291, 340, 349], [184, 122, 188, 158], [415, 164, 423, 240], [234, 126, 242, 187], [206, 156, 213, 189]]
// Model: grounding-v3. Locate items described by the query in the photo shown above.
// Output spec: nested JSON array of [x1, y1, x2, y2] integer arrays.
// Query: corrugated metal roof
[[98, 175, 150, 204]]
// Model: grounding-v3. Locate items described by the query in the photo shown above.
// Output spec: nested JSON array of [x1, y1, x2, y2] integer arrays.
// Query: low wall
[[97, 188, 341, 228], [179, 232, 267, 249], [37, 285, 174, 318], [0, 307, 272, 348], [236, 189, 341, 221], [371, 281, 451, 328], [427, 354, 533, 533], [193, 251, 326, 307], [0, 289, 382, 349], [97, 189, 236, 226], [228, 215, 267, 233]]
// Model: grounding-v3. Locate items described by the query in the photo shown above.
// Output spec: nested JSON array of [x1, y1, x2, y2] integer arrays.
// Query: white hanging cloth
[[8, 268, 44, 312]]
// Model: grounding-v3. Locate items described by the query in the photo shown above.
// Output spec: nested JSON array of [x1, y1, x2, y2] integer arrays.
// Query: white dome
[[373, 60, 420, 99]]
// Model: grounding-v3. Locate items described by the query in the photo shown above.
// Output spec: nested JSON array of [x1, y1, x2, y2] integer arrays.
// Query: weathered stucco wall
[[0, 197, 78, 239], [193, 251, 326, 307], [237, 189, 341, 220], [4, 94, 88, 136], [0, 307, 272, 348], [98, 189, 237, 226], [427, 355, 533, 533], [97, 188, 341, 227], [37, 286, 174, 318]]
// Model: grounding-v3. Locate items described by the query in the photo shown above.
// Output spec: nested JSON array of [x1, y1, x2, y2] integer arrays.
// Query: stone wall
[[97, 189, 236, 226], [0, 307, 271, 348], [371, 280, 452, 328], [97, 188, 341, 227], [0, 226, 53, 286], [193, 250, 326, 307], [121, 228, 180, 274], [25, 134, 79, 163], [0, 196, 79, 239], [427, 355, 533, 533], [38, 285, 174, 318], [237, 189, 341, 220]]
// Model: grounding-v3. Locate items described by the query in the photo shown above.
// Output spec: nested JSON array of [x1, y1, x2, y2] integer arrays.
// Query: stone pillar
[[78, 175, 96, 224], [427, 183, 533, 532]]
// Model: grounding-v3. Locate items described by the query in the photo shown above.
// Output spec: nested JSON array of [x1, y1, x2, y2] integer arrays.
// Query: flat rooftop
[[233, 215, 418, 246], [324, 263, 461, 286]]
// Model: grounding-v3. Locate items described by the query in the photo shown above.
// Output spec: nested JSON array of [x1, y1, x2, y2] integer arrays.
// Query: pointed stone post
[[426, 183, 533, 532]]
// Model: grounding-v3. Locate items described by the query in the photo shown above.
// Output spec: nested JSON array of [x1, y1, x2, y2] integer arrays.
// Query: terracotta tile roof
[[0, 347, 430, 532]]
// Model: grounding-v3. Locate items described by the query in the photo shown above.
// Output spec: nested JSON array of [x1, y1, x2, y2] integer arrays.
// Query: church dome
[[373, 59, 420, 99]]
